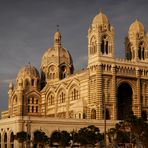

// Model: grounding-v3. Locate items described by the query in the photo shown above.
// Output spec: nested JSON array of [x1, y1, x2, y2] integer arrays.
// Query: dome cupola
[[129, 19, 144, 36], [41, 31, 74, 84], [17, 63, 40, 79], [92, 11, 110, 28], [16, 63, 40, 90]]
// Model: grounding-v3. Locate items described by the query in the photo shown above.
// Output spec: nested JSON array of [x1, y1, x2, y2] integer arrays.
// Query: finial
[[57, 25, 60, 32], [135, 18, 138, 21], [99, 9, 103, 14]]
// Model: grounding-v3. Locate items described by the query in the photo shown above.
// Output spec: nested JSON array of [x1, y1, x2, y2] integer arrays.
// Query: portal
[[117, 83, 133, 120]]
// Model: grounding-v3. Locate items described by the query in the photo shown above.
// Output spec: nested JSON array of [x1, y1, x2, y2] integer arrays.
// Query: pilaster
[[135, 68, 141, 117], [96, 64, 103, 120], [111, 65, 117, 120], [87, 69, 91, 119]]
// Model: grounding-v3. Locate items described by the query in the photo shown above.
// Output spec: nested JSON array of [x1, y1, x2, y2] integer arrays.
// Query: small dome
[[129, 19, 144, 34], [92, 11, 109, 26], [17, 63, 40, 79]]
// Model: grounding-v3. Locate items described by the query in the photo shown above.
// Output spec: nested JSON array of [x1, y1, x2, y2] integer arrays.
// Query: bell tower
[[88, 11, 115, 68], [125, 19, 148, 62]]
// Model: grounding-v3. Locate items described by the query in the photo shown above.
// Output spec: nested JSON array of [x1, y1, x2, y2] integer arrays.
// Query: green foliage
[[50, 130, 71, 147], [107, 113, 148, 147], [16, 131, 30, 142], [50, 125, 102, 147], [77, 125, 103, 146], [33, 130, 50, 147]]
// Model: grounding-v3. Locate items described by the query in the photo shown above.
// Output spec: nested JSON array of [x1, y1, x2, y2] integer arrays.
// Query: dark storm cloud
[[0, 0, 148, 111]]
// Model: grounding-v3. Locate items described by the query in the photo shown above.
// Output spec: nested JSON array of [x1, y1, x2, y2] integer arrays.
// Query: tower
[[41, 31, 74, 85], [125, 19, 148, 62], [88, 11, 115, 68], [8, 64, 40, 116]]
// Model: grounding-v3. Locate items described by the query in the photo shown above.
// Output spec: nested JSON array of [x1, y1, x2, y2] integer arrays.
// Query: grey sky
[[0, 0, 148, 112]]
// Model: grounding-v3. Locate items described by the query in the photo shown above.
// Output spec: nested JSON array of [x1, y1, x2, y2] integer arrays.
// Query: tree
[[15, 131, 30, 148], [77, 125, 103, 147], [70, 130, 79, 147], [33, 130, 50, 148], [50, 130, 61, 147], [107, 113, 148, 147], [50, 130, 71, 147], [60, 130, 71, 147]]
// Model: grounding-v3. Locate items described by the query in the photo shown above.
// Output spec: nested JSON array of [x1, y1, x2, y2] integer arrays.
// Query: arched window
[[58, 91, 66, 104], [60, 65, 67, 79], [10, 132, 14, 148], [101, 35, 110, 55], [4, 133, 7, 148], [79, 113, 81, 119], [90, 36, 97, 55], [48, 93, 55, 106], [91, 109, 96, 119], [138, 42, 145, 60], [71, 88, 79, 101], [48, 65, 56, 80], [28, 96, 39, 113]]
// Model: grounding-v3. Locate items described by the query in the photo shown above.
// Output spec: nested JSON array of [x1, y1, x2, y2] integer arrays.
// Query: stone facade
[[0, 11, 148, 147]]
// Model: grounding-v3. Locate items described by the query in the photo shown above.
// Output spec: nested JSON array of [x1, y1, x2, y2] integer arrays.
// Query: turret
[[88, 11, 115, 68], [125, 19, 148, 62]]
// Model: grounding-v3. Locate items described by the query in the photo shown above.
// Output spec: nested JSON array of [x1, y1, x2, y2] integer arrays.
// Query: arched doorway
[[117, 83, 133, 120]]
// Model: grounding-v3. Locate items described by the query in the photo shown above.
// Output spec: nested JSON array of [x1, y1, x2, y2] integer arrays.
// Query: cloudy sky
[[0, 0, 148, 112]]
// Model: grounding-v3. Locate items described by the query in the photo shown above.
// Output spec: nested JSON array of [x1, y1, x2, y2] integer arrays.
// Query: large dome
[[17, 63, 40, 79], [41, 47, 73, 67], [92, 11, 109, 26], [41, 31, 73, 68], [129, 19, 144, 34]]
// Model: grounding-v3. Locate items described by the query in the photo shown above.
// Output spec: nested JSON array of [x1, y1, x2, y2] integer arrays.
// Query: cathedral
[[0, 11, 148, 147]]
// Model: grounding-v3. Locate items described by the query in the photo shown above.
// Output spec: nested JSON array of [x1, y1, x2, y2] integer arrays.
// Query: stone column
[[111, 64, 117, 120], [7, 132, 10, 148], [96, 64, 103, 120], [1, 132, 4, 148]]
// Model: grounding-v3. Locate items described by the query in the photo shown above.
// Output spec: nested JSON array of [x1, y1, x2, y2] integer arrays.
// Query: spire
[[57, 24, 59, 31]]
